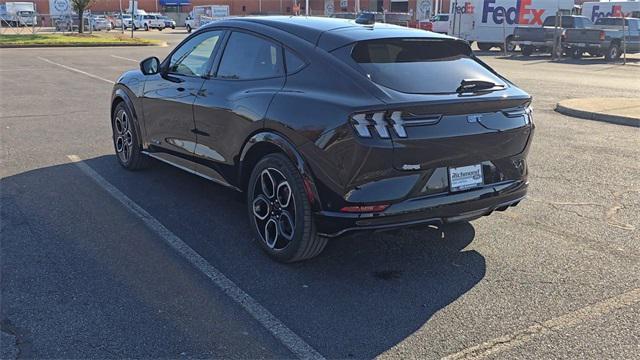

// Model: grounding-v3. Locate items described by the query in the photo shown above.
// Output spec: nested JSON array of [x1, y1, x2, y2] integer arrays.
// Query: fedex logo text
[[590, 5, 630, 22], [482, 0, 545, 25]]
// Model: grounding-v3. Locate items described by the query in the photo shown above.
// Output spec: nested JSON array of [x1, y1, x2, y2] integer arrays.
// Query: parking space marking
[[66, 154, 325, 360], [38, 57, 115, 84], [441, 287, 640, 360], [111, 55, 139, 63]]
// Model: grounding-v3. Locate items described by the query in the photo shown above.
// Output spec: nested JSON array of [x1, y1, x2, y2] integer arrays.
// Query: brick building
[[24, 0, 453, 19]]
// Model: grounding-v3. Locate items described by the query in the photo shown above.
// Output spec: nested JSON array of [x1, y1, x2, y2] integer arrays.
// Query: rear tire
[[186, 24, 192, 33], [112, 102, 150, 170], [605, 43, 620, 61], [247, 153, 328, 262]]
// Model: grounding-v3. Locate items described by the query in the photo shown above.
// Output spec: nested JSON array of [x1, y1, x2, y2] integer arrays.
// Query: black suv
[[111, 16, 534, 262]]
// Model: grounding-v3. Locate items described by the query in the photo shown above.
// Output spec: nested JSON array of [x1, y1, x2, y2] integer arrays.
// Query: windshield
[[347, 38, 506, 95]]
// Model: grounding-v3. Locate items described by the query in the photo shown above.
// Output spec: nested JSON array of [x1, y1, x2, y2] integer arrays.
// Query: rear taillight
[[599, 31, 605, 41], [350, 111, 408, 139]]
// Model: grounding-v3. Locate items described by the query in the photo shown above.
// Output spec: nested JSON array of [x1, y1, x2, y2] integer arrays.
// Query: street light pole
[[119, 0, 124, 33], [305, 0, 309, 15]]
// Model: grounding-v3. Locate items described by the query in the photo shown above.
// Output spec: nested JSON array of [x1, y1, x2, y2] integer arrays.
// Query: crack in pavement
[[441, 288, 640, 360]]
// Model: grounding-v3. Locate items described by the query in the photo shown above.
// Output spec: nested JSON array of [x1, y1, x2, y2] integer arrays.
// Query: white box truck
[[0, 1, 37, 26], [582, 1, 640, 23], [185, 5, 229, 33], [449, 0, 574, 51]]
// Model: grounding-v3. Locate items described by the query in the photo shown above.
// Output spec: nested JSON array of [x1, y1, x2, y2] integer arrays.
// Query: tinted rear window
[[595, 18, 629, 26], [543, 16, 575, 27], [348, 38, 506, 94]]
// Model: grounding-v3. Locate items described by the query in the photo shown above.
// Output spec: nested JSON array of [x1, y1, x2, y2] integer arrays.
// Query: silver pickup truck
[[513, 15, 593, 57], [564, 17, 640, 60]]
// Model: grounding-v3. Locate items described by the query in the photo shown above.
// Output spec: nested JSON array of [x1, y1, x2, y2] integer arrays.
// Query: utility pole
[[119, 0, 124, 33]]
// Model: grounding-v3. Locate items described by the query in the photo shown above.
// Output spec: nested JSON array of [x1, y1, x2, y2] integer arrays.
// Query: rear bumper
[[513, 40, 553, 48], [315, 180, 527, 237], [565, 42, 607, 49]]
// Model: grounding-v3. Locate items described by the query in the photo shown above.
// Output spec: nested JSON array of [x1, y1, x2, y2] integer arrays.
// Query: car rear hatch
[[345, 38, 532, 172]]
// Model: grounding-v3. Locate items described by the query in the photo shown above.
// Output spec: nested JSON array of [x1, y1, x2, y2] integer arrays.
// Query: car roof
[[206, 16, 455, 51]]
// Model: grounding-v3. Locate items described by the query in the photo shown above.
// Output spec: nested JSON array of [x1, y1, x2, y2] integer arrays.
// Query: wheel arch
[[239, 131, 321, 208]]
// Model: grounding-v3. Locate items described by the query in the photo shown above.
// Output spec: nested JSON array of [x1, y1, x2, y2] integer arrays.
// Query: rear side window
[[543, 16, 575, 27], [217, 32, 284, 80], [347, 38, 506, 95], [285, 49, 305, 74]]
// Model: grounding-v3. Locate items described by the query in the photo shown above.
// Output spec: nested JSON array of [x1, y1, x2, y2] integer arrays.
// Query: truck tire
[[605, 43, 620, 61], [521, 45, 534, 56], [504, 36, 516, 53], [186, 24, 192, 33], [477, 42, 493, 51], [570, 49, 583, 59]]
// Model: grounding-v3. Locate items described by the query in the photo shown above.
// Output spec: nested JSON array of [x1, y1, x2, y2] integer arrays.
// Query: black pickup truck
[[513, 15, 593, 56], [565, 17, 640, 60]]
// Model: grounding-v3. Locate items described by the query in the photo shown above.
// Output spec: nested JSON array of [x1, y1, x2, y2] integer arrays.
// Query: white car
[[115, 14, 133, 29], [430, 13, 450, 34], [133, 14, 165, 31]]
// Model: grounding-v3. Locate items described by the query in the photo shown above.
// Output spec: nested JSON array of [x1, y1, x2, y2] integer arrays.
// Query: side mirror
[[140, 56, 160, 75]]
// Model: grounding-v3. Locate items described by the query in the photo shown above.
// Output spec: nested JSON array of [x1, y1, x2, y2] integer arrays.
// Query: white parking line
[[111, 54, 139, 62], [38, 57, 115, 84], [66, 154, 325, 360], [441, 287, 640, 360]]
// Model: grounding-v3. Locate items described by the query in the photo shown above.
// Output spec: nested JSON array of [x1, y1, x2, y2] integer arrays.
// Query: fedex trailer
[[582, 2, 640, 23], [449, 0, 574, 50]]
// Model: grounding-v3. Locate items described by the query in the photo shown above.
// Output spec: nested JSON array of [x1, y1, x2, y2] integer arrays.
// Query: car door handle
[[176, 87, 185, 92]]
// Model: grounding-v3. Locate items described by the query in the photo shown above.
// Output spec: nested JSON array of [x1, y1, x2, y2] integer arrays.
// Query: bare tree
[[70, 0, 95, 33]]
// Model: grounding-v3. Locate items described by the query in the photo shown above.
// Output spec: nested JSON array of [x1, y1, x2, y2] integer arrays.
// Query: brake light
[[599, 31, 605, 41], [349, 111, 408, 139], [340, 204, 389, 213]]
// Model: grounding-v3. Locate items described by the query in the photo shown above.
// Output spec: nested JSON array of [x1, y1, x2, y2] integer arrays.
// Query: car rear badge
[[467, 114, 482, 123]]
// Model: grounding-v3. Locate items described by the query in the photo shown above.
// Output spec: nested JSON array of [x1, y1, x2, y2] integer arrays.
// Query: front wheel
[[521, 45, 534, 56], [186, 24, 192, 33], [112, 102, 150, 170], [477, 42, 493, 51], [247, 154, 328, 262]]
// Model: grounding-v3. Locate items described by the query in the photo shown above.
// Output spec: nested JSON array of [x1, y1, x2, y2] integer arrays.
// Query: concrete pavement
[[1, 41, 639, 359]]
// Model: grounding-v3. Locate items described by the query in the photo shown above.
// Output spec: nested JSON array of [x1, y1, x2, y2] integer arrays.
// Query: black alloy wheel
[[112, 102, 149, 170], [247, 154, 328, 262]]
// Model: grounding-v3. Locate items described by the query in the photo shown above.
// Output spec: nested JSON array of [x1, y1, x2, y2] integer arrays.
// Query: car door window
[[168, 30, 222, 77], [216, 32, 284, 80]]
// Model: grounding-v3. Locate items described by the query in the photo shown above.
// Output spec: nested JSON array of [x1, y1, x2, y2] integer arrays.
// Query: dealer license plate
[[449, 164, 484, 192]]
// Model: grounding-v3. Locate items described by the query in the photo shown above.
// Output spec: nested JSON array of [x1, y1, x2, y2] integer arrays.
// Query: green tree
[[70, 0, 95, 33]]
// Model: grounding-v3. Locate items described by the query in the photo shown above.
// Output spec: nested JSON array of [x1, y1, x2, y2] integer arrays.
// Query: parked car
[[429, 13, 450, 34], [158, 15, 176, 29], [513, 15, 593, 56], [89, 15, 112, 31], [54, 16, 78, 31], [133, 14, 165, 31], [111, 17, 533, 262], [564, 17, 640, 60], [114, 13, 133, 29]]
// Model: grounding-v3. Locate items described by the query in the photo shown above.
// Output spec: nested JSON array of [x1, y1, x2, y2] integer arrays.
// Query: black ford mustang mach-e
[[111, 16, 534, 262]]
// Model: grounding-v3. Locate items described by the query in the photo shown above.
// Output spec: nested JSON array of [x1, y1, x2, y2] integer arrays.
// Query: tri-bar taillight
[[350, 111, 407, 139]]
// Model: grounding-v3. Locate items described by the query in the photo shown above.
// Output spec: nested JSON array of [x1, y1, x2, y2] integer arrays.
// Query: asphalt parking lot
[[1, 31, 639, 359]]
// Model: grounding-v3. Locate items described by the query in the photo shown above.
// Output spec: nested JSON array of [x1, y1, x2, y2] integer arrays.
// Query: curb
[[555, 103, 640, 128]]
